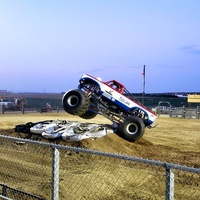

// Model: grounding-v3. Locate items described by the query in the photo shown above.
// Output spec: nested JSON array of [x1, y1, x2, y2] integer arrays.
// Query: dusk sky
[[0, 0, 200, 93]]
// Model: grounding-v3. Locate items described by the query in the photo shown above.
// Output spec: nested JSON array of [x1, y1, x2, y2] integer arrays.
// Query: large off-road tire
[[118, 116, 145, 142], [79, 97, 99, 119], [79, 111, 97, 119], [62, 89, 90, 116]]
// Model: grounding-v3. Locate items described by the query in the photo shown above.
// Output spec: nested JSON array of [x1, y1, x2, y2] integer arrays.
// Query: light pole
[[142, 65, 145, 105]]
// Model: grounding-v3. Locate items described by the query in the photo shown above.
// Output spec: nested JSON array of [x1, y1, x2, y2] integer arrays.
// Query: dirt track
[[0, 113, 200, 167]]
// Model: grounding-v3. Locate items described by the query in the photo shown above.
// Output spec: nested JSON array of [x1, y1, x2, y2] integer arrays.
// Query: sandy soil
[[0, 113, 200, 199], [0, 112, 199, 167]]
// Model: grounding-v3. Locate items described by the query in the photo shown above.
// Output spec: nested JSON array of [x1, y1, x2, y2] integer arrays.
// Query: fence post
[[52, 148, 60, 200], [157, 106, 160, 116], [182, 106, 186, 118], [0, 105, 5, 114], [196, 106, 200, 119], [165, 167, 174, 200], [21, 105, 25, 114], [169, 105, 172, 117]]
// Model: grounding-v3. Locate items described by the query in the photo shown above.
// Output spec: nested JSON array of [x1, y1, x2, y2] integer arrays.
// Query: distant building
[[188, 94, 200, 103]]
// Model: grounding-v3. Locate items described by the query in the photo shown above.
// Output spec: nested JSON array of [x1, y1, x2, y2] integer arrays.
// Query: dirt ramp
[[0, 127, 155, 159], [75, 133, 155, 157]]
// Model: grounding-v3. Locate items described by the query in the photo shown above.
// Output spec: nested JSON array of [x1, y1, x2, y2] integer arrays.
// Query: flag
[[142, 65, 145, 77]]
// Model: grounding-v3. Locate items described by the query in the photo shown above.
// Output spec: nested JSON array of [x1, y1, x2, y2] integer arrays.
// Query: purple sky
[[0, 0, 200, 93]]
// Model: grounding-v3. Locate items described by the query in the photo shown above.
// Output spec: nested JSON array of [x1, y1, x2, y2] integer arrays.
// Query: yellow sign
[[188, 94, 200, 103]]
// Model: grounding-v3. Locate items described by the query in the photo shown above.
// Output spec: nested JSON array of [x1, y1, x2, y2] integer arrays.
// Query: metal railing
[[155, 106, 200, 119], [169, 106, 200, 119], [0, 135, 199, 200], [0, 105, 62, 115]]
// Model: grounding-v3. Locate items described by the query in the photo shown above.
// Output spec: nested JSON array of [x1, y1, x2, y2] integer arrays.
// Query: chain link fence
[[0, 135, 199, 200]]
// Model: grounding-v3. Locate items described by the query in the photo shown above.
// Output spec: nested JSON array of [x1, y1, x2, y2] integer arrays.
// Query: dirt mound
[[0, 113, 200, 168]]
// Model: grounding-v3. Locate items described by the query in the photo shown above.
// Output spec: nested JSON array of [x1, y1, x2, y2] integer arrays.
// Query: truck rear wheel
[[80, 110, 97, 119], [118, 116, 145, 142], [62, 89, 90, 116], [80, 97, 98, 119]]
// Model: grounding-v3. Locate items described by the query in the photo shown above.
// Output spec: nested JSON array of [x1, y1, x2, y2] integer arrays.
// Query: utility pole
[[142, 65, 145, 105]]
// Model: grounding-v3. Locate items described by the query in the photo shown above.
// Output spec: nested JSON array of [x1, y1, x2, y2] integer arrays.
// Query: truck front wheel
[[62, 89, 90, 116], [118, 116, 145, 142]]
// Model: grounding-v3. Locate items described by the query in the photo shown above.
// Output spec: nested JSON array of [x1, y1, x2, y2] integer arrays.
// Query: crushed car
[[15, 120, 112, 142]]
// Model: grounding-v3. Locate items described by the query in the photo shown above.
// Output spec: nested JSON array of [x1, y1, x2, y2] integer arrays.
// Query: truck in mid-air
[[62, 74, 157, 142]]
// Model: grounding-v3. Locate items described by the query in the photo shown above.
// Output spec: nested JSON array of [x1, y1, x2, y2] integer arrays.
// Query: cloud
[[150, 64, 183, 69], [189, 49, 200, 55], [178, 44, 197, 50], [178, 45, 200, 55], [87, 68, 104, 73], [126, 66, 141, 69], [76, 68, 104, 74]]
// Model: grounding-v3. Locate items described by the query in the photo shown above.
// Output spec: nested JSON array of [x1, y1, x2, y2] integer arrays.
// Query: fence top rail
[[0, 195, 11, 200], [0, 135, 199, 173], [0, 183, 46, 200]]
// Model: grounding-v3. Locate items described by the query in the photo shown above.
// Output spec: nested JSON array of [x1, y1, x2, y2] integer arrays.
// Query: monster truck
[[62, 74, 157, 142]]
